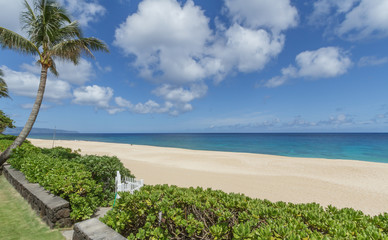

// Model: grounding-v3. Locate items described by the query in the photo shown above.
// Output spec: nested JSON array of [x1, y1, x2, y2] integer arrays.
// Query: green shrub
[[7, 143, 135, 221], [0, 134, 31, 152], [72, 155, 135, 205], [18, 152, 103, 220], [6, 143, 39, 170], [41, 146, 81, 160], [0, 134, 17, 141], [101, 185, 388, 239]]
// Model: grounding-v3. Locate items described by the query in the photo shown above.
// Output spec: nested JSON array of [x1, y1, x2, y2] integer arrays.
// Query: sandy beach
[[29, 139, 388, 216]]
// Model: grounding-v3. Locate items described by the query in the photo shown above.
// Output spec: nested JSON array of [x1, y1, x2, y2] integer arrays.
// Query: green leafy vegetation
[[0, 135, 134, 221], [101, 185, 388, 239], [0, 175, 64, 240], [0, 110, 15, 133], [71, 155, 135, 204]]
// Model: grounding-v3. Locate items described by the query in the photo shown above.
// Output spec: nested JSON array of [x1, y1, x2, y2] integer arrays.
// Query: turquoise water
[[28, 133, 388, 163]]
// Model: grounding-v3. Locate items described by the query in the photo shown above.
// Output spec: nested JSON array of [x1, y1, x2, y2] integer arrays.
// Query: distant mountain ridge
[[4, 127, 78, 135]]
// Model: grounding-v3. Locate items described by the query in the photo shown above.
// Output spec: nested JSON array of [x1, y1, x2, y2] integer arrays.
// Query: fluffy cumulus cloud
[[295, 47, 352, 78], [114, 0, 212, 83], [114, 0, 298, 114], [213, 24, 285, 74], [310, 0, 388, 40], [72, 85, 113, 109], [262, 47, 352, 88], [224, 0, 298, 32], [1, 65, 72, 101]]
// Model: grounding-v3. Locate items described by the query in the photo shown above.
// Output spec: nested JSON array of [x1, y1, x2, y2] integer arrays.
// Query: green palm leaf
[[0, 69, 10, 99], [0, 28, 39, 56]]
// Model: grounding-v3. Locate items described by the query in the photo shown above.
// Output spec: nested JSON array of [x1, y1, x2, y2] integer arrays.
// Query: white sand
[[29, 139, 388, 216]]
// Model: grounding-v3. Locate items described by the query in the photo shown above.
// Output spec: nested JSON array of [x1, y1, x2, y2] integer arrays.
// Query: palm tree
[[0, 0, 108, 165], [0, 69, 10, 99]]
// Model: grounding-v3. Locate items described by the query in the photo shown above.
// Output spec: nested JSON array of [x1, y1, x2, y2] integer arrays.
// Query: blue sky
[[1, 0, 388, 133]]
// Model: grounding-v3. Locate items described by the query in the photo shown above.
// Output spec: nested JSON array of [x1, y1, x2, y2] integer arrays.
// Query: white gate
[[115, 171, 144, 199]]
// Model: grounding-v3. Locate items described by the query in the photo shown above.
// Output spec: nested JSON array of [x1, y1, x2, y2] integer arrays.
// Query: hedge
[[101, 185, 388, 240], [1, 136, 134, 221]]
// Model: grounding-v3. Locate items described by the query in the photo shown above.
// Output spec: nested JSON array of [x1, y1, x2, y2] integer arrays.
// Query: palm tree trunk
[[0, 65, 49, 165]]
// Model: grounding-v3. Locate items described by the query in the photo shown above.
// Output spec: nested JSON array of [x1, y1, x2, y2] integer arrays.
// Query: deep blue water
[[28, 133, 388, 163]]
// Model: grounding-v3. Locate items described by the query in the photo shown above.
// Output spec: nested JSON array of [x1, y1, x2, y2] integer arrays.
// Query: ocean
[[27, 133, 388, 164]]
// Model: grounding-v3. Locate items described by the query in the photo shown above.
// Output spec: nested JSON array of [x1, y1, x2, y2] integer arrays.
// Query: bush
[[101, 185, 388, 239], [7, 144, 135, 220], [11, 149, 103, 221], [72, 155, 135, 205], [41, 146, 81, 160], [0, 134, 31, 153], [7, 144, 41, 170]]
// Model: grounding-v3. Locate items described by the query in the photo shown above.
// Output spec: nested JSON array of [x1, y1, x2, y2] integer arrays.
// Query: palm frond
[[56, 21, 82, 42], [0, 27, 40, 56], [80, 37, 110, 54], [21, 0, 37, 36], [0, 69, 10, 99], [50, 38, 109, 63]]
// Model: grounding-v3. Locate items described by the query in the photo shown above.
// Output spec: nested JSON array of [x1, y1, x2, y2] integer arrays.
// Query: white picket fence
[[115, 171, 144, 199]]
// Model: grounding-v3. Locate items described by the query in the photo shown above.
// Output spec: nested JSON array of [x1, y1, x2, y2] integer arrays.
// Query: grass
[[0, 174, 64, 240]]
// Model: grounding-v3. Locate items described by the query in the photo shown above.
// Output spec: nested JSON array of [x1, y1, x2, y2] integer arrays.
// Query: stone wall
[[73, 218, 126, 240], [3, 164, 73, 228]]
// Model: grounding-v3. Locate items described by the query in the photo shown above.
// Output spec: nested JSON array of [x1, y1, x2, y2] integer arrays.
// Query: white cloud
[[224, 0, 298, 32], [114, 0, 212, 84], [212, 24, 285, 75], [358, 56, 388, 67], [295, 47, 352, 78], [21, 59, 94, 85], [115, 0, 296, 84], [310, 0, 388, 40], [132, 100, 169, 114], [262, 75, 288, 88], [309, 0, 359, 24], [152, 84, 207, 104], [337, 0, 388, 39], [114, 84, 207, 115], [1, 65, 72, 101], [115, 97, 172, 114], [114, 0, 297, 114], [57, 0, 106, 27], [72, 85, 113, 108], [262, 47, 352, 88]]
